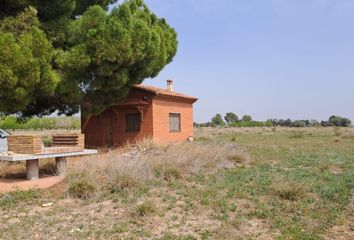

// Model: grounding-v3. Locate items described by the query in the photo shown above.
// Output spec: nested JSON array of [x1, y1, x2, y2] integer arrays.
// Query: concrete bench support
[[26, 159, 39, 180], [0, 149, 97, 181], [55, 157, 67, 176]]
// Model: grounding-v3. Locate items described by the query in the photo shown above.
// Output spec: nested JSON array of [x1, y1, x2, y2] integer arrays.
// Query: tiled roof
[[132, 85, 198, 102]]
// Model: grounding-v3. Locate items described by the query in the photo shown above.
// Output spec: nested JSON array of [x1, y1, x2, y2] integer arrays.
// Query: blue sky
[[117, 0, 354, 122]]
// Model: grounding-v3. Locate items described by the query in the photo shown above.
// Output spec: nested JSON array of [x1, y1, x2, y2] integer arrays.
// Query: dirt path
[[0, 176, 64, 193]]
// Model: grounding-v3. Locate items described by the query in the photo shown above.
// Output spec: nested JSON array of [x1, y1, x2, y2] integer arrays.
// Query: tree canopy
[[0, 8, 58, 115], [328, 115, 352, 127], [241, 115, 252, 122], [0, 0, 178, 117], [224, 112, 238, 124], [211, 114, 225, 126]]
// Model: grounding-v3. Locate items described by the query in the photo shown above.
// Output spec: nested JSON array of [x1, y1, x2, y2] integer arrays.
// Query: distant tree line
[[194, 113, 352, 128], [194, 113, 272, 128], [268, 115, 351, 127]]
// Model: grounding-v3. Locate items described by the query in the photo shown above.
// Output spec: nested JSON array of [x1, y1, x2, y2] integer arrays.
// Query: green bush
[[229, 121, 273, 128], [0, 116, 80, 130], [0, 189, 40, 209], [68, 175, 96, 199], [136, 201, 157, 216], [289, 131, 305, 139]]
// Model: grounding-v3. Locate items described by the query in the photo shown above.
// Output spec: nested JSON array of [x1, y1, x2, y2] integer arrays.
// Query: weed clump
[[146, 142, 248, 177], [228, 152, 249, 164], [0, 189, 40, 209], [68, 174, 96, 199], [273, 183, 305, 201], [135, 200, 156, 216], [289, 131, 305, 139], [162, 168, 181, 180]]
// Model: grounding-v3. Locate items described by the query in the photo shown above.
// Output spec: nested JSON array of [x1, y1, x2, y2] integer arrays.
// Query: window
[[169, 113, 181, 132], [126, 113, 141, 132]]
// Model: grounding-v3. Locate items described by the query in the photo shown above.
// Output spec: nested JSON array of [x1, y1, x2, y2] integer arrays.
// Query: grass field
[[0, 127, 353, 239]]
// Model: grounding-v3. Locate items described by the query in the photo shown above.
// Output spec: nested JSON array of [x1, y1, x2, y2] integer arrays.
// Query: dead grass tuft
[[68, 173, 96, 199], [67, 149, 153, 198], [341, 132, 354, 140], [0, 162, 9, 178], [272, 182, 306, 201], [67, 140, 247, 198], [142, 141, 248, 177], [39, 159, 56, 175], [106, 156, 152, 193], [135, 200, 157, 216], [228, 151, 250, 164], [289, 131, 306, 139]]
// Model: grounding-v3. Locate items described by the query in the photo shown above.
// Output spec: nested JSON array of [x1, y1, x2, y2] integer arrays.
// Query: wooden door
[[101, 110, 114, 147]]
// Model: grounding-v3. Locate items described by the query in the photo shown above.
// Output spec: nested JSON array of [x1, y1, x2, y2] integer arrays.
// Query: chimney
[[166, 80, 174, 91]]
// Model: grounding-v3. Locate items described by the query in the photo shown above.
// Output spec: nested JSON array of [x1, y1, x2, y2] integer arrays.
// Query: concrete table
[[0, 149, 97, 180]]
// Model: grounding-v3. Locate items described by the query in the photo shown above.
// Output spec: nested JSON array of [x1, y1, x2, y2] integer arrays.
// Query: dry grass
[[0, 162, 9, 179], [0, 162, 25, 179], [142, 141, 249, 177], [68, 150, 153, 198], [67, 139, 249, 198], [135, 200, 157, 216], [341, 131, 354, 139], [271, 181, 307, 201], [0, 159, 56, 179], [289, 130, 306, 138]]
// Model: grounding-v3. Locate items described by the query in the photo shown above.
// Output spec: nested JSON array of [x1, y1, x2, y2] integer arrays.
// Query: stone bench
[[0, 150, 97, 180]]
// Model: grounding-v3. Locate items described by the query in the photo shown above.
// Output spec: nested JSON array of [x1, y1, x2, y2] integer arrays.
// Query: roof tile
[[133, 85, 198, 102]]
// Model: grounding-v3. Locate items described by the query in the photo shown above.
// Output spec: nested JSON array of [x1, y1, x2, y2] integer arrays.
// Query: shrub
[[0, 189, 40, 209], [41, 136, 52, 147], [162, 168, 182, 180], [135, 200, 157, 216], [273, 183, 305, 201], [145, 142, 248, 176], [68, 148, 154, 197], [228, 152, 249, 164], [289, 131, 305, 139], [68, 174, 96, 199], [0, 116, 80, 130]]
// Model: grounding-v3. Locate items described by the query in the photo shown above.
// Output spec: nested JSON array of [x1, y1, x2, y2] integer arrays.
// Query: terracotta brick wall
[[110, 103, 153, 146], [152, 98, 194, 143], [82, 89, 195, 148], [83, 95, 154, 148]]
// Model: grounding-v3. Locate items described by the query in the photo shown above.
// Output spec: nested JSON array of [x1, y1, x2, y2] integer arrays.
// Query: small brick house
[[82, 80, 198, 148]]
